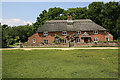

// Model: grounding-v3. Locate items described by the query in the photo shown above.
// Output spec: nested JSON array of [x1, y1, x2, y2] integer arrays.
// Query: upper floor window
[[106, 37, 109, 41], [44, 40, 48, 44], [33, 38, 35, 43], [62, 31, 67, 35], [43, 32, 48, 36], [76, 38, 80, 43], [62, 39, 67, 43], [76, 31, 81, 35], [93, 31, 98, 35], [94, 37, 98, 42]]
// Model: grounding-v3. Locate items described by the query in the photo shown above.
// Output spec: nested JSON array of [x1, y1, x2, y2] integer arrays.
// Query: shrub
[[98, 40, 119, 43], [40, 42, 44, 45], [20, 45, 23, 48]]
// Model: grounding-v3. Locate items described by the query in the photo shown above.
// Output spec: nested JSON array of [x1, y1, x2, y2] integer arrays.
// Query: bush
[[98, 40, 119, 43], [40, 42, 44, 45], [20, 45, 23, 48], [24, 42, 28, 44]]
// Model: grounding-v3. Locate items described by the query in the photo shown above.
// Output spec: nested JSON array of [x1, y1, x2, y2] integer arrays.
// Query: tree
[[66, 34, 78, 47], [67, 7, 87, 19], [86, 2, 104, 25], [116, 15, 120, 40], [101, 2, 120, 39]]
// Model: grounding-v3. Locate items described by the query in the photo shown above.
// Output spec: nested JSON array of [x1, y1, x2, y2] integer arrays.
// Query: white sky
[[1, 0, 120, 2]]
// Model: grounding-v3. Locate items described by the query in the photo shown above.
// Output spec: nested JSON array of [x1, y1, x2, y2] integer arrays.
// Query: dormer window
[[43, 32, 48, 36], [93, 31, 98, 35], [62, 31, 67, 35], [76, 31, 81, 35]]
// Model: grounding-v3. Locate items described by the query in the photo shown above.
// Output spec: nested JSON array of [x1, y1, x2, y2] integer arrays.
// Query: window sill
[[43, 35, 48, 36], [94, 41, 98, 42], [62, 34, 67, 35]]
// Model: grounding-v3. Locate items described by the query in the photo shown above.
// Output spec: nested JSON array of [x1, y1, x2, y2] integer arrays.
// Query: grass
[[2, 49, 118, 78]]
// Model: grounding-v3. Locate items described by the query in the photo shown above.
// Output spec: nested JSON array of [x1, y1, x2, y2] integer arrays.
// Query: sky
[[0, 0, 120, 26]]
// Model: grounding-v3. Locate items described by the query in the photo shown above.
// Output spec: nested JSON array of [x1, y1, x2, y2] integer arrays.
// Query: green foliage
[[20, 45, 23, 48], [40, 42, 44, 45], [2, 24, 34, 47], [98, 40, 119, 43], [52, 40, 55, 43], [54, 34, 63, 40], [66, 34, 76, 41]]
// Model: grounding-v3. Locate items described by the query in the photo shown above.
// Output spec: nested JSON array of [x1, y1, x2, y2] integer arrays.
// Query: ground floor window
[[44, 40, 48, 44], [94, 37, 98, 42], [55, 39, 60, 43], [33, 38, 35, 43], [106, 37, 109, 41], [76, 38, 80, 43], [62, 39, 67, 43]]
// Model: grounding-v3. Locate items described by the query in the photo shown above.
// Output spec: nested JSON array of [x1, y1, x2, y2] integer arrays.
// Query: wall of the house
[[28, 31, 113, 44]]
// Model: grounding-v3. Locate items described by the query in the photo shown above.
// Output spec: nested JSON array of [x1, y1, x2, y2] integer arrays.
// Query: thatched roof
[[37, 19, 106, 32]]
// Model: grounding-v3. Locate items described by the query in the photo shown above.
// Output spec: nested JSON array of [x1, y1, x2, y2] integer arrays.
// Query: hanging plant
[[54, 34, 63, 40], [66, 34, 77, 41]]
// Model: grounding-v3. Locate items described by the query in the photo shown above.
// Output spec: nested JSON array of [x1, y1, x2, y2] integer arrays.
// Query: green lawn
[[2, 49, 118, 78]]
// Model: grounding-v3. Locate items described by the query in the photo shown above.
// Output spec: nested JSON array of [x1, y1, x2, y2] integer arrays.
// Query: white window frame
[[76, 38, 80, 43], [33, 38, 36, 43], [62, 39, 67, 43], [93, 31, 98, 35], [94, 37, 98, 42], [44, 40, 48, 44], [106, 37, 109, 41], [62, 31, 67, 35], [55, 39, 60, 43], [76, 31, 81, 35], [43, 31, 48, 36]]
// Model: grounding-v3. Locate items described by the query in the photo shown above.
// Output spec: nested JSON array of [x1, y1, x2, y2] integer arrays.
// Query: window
[[94, 37, 98, 42], [43, 32, 48, 36], [62, 31, 67, 35], [44, 40, 48, 44], [55, 39, 60, 43], [93, 31, 98, 34], [76, 38, 80, 43], [33, 38, 35, 43], [76, 31, 81, 35], [106, 37, 109, 41], [62, 39, 67, 43]]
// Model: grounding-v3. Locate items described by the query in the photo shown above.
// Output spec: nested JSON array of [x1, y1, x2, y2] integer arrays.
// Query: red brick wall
[[28, 31, 113, 44], [23, 42, 120, 47]]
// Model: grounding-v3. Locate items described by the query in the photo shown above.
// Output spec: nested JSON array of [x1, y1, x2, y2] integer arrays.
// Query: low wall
[[23, 43, 68, 47], [23, 42, 120, 47]]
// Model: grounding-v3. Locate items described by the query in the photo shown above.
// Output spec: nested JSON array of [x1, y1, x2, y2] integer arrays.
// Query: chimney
[[67, 15, 72, 20]]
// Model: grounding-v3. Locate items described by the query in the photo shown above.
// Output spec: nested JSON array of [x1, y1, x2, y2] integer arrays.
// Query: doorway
[[84, 38, 88, 42]]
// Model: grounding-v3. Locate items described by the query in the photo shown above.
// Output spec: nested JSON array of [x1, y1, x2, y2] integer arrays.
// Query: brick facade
[[28, 31, 113, 44]]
